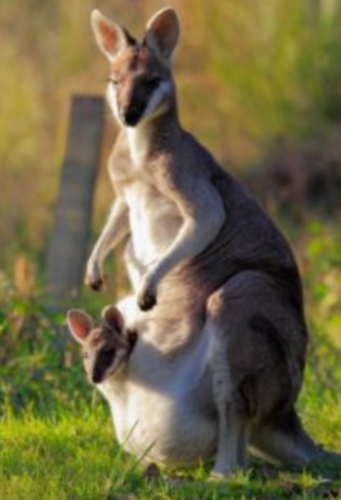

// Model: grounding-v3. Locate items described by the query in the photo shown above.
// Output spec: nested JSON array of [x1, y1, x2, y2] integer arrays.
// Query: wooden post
[[46, 95, 105, 307]]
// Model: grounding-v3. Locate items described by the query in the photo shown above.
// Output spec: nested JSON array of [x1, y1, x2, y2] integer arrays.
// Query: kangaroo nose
[[122, 105, 143, 127]]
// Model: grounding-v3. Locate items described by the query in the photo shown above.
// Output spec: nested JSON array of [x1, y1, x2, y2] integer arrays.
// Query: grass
[[1, 360, 341, 500], [0, 409, 340, 500]]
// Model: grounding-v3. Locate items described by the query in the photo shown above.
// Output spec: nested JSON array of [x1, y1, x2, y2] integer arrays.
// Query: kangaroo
[[84, 7, 301, 317], [67, 305, 137, 384], [81, 7, 341, 477], [67, 300, 337, 477], [85, 7, 225, 309]]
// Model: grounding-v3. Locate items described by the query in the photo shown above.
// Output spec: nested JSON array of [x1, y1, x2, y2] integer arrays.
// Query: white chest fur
[[123, 180, 181, 267], [127, 126, 150, 169]]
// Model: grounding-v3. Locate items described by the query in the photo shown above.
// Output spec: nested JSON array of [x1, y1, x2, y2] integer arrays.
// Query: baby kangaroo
[[67, 306, 137, 384]]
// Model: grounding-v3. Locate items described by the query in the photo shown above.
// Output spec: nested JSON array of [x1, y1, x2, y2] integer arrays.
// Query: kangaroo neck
[[125, 106, 181, 166]]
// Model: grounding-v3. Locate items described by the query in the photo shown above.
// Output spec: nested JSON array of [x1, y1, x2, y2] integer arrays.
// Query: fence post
[[46, 95, 105, 307]]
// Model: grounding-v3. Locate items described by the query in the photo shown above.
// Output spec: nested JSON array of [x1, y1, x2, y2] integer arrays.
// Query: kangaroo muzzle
[[122, 104, 145, 127]]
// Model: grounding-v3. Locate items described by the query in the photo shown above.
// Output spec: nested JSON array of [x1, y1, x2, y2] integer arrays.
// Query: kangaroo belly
[[110, 383, 217, 466]]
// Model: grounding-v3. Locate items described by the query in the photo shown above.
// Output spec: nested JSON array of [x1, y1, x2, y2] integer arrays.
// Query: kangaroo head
[[91, 7, 180, 127], [67, 306, 137, 384]]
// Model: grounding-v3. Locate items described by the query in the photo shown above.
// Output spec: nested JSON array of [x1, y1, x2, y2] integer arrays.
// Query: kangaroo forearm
[[153, 169, 226, 281], [90, 219, 128, 264], [89, 201, 129, 264], [152, 213, 224, 280]]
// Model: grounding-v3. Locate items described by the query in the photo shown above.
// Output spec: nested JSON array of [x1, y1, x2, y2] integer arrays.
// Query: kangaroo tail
[[249, 409, 341, 472]]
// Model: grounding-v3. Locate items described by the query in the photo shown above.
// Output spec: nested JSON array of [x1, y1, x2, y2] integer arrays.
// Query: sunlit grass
[[1, 347, 341, 500], [1, 405, 340, 499]]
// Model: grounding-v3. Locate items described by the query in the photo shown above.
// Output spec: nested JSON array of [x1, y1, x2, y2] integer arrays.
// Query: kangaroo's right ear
[[91, 10, 135, 61], [101, 305, 125, 334], [67, 309, 94, 344]]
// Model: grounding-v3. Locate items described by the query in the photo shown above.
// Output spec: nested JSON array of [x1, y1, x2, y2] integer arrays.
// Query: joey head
[[67, 306, 137, 384]]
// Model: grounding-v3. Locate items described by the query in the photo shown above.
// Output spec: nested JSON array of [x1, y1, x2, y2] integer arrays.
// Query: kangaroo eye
[[107, 77, 120, 87], [82, 352, 89, 360]]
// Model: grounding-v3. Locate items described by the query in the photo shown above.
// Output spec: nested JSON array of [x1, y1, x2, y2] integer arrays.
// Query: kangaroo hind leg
[[207, 276, 253, 478], [206, 270, 306, 477]]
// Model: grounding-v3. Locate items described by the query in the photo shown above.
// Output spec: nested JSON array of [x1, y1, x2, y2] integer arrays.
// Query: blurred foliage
[[1, 0, 341, 271], [0, 274, 93, 413], [298, 220, 341, 403]]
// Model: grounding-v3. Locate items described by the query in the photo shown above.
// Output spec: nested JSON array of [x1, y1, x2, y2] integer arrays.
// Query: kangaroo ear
[[101, 305, 125, 334], [91, 10, 135, 61], [67, 309, 94, 344], [144, 7, 180, 61]]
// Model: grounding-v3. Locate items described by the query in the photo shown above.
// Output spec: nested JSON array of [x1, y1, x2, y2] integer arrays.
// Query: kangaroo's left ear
[[67, 309, 94, 344], [144, 7, 180, 62]]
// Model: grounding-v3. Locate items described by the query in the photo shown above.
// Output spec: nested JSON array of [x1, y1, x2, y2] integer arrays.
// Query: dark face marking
[[92, 345, 116, 383], [108, 45, 170, 126], [81, 327, 119, 384], [81, 324, 138, 385]]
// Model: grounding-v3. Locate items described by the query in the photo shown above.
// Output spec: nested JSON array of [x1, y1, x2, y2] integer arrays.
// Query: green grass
[[1, 371, 341, 500]]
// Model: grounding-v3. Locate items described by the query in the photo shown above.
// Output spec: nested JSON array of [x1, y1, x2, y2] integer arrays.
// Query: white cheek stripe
[[142, 80, 172, 119], [106, 84, 124, 126]]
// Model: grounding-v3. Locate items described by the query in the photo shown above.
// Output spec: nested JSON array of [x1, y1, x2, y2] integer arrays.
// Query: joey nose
[[91, 370, 102, 384]]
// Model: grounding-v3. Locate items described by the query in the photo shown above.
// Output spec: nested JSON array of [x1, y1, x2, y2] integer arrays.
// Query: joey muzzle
[[91, 368, 103, 384], [90, 346, 117, 384]]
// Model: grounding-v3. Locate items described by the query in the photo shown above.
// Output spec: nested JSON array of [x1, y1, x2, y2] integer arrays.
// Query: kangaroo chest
[[110, 129, 183, 266], [123, 180, 181, 264]]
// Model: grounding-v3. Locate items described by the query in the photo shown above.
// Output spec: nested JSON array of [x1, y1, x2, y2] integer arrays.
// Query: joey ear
[[91, 10, 135, 61], [101, 305, 125, 334], [144, 7, 180, 61], [67, 309, 94, 344]]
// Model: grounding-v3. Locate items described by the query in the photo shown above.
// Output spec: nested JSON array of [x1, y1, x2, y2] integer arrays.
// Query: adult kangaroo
[[81, 7, 339, 477]]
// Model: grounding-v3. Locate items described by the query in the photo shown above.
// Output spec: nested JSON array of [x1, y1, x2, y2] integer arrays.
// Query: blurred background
[[0, 0, 340, 410]]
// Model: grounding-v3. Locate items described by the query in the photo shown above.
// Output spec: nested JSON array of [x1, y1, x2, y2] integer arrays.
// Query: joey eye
[[103, 347, 116, 360], [82, 352, 89, 360]]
